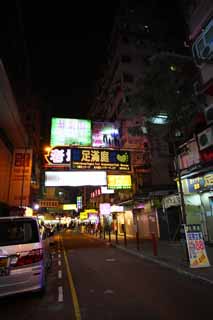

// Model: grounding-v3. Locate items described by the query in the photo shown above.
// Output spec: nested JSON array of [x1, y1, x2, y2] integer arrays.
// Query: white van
[[0, 216, 52, 298]]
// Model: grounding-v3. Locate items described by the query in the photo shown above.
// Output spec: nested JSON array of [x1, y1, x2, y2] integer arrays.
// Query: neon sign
[[107, 175, 132, 189], [45, 146, 131, 171], [50, 118, 92, 146]]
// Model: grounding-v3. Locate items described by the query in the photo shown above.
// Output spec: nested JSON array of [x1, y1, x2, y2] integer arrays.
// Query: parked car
[[0, 216, 52, 298]]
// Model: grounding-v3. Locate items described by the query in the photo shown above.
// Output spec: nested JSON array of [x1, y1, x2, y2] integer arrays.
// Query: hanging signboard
[[107, 175, 132, 189], [77, 196, 82, 210], [92, 121, 121, 148], [63, 204, 77, 210], [45, 146, 131, 171], [184, 224, 210, 268], [45, 171, 107, 187], [50, 118, 92, 147], [80, 212, 88, 220], [99, 203, 111, 216], [39, 200, 59, 208]]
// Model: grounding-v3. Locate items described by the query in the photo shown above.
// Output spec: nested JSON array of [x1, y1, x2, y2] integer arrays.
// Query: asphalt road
[[0, 230, 212, 320]]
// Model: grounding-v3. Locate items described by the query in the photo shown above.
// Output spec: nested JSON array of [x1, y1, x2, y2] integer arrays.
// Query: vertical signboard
[[77, 196, 82, 210], [9, 149, 32, 207], [184, 224, 210, 268]]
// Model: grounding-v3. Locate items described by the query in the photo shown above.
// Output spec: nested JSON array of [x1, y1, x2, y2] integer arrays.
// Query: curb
[[83, 233, 213, 286], [114, 245, 213, 286]]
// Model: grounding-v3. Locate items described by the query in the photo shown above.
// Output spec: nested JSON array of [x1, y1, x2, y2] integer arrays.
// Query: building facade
[[178, 0, 213, 242], [88, 1, 187, 239], [0, 61, 29, 215]]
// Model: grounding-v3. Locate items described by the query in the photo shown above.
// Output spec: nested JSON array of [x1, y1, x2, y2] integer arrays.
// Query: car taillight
[[14, 249, 43, 267]]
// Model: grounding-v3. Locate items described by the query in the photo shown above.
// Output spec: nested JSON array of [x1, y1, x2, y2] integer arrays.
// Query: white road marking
[[58, 260, 62, 266], [58, 254, 61, 259], [105, 258, 116, 262], [58, 286, 63, 302], [104, 289, 114, 295], [58, 270, 62, 279]]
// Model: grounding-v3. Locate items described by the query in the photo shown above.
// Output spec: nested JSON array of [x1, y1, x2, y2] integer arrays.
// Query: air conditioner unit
[[204, 104, 213, 125], [192, 18, 213, 62], [197, 126, 213, 150]]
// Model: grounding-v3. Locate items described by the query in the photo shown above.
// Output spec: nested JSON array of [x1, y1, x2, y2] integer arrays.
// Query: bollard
[[124, 231, 127, 247], [151, 232, 158, 256], [108, 230, 111, 243], [136, 231, 140, 251], [115, 230, 118, 244]]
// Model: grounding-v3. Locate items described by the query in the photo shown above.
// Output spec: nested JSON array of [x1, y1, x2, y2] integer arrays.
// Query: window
[[205, 26, 213, 45], [123, 72, 134, 83], [197, 38, 204, 54], [121, 55, 132, 63], [0, 219, 39, 246], [122, 36, 129, 44]]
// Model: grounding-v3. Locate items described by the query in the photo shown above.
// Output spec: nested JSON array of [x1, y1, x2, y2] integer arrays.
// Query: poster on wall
[[50, 118, 92, 146], [9, 149, 32, 207], [184, 224, 210, 268], [92, 121, 121, 148]]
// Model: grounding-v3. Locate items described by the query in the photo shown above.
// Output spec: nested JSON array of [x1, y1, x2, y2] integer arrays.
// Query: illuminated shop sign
[[45, 146, 131, 171], [101, 186, 114, 194], [50, 118, 92, 147], [99, 203, 111, 215], [39, 200, 59, 208], [80, 212, 88, 220], [110, 205, 124, 212], [63, 204, 77, 210], [76, 196, 82, 209], [92, 121, 121, 148], [182, 172, 213, 193], [45, 171, 107, 187], [107, 175, 132, 189]]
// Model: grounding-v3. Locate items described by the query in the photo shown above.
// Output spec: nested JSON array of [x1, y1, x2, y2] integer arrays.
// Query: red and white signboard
[[9, 149, 32, 207]]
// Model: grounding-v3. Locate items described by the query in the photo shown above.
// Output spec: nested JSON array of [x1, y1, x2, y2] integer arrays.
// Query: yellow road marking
[[60, 235, 81, 320]]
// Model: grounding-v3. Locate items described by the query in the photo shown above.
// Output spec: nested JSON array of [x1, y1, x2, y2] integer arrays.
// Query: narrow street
[[0, 230, 212, 320]]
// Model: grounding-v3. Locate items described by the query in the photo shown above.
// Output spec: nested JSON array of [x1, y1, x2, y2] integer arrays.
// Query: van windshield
[[0, 219, 39, 246]]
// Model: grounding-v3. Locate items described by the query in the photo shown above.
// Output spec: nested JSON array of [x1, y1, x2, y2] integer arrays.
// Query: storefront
[[113, 201, 160, 239], [181, 171, 213, 242]]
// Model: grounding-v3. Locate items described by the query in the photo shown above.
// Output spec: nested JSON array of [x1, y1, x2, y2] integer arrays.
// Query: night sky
[[0, 1, 118, 119]]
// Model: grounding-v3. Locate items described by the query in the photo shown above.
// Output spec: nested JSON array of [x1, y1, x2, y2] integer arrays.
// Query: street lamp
[[44, 146, 51, 153]]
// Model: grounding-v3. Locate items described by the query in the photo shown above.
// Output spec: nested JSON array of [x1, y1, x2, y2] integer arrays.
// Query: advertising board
[[45, 146, 131, 171], [50, 118, 92, 146]]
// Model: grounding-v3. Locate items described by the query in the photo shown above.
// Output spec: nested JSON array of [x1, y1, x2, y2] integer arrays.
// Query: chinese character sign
[[9, 149, 32, 207], [184, 224, 210, 268], [77, 196, 82, 209], [50, 118, 92, 146], [107, 175, 132, 189], [45, 146, 131, 171]]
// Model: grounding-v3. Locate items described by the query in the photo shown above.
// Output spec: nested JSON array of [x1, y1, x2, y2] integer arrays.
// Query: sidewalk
[[84, 230, 213, 285]]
